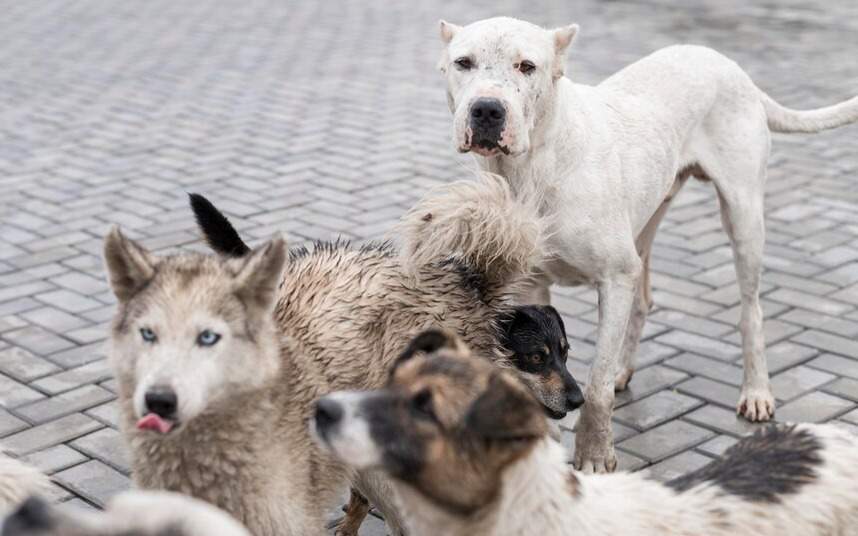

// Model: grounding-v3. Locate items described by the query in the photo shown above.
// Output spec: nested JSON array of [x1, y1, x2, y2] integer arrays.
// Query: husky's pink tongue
[[136, 414, 174, 434]]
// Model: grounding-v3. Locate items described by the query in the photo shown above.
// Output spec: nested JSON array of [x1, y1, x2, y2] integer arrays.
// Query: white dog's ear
[[103, 226, 156, 303], [553, 24, 579, 54], [439, 20, 461, 44], [233, 236, 287, 314]]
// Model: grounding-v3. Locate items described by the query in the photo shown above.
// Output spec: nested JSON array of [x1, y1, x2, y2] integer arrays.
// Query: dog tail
[[188, 193, 251, 257], [0, 452, 52, 512], [398, 172, 548, 293], [761, 90, 858, 134]]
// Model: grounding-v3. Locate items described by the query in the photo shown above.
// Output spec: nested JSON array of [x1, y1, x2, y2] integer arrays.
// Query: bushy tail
[[761, 90, 858, 133], [188, 193, 251, 257], [0, 453, 52, 512], [398, 172, 549, 291]]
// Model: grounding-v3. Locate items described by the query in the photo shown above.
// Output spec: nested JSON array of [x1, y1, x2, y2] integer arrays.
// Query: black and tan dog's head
[[312, 330, 549, 516], [502, 305, 583, 418]]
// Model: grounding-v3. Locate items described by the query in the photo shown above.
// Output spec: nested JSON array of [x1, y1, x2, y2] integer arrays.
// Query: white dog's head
[[437, 17, 578, 158]]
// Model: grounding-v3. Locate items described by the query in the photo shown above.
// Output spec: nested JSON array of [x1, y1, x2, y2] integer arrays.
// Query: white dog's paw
[[737, 387, 775, 422], [573, 417, 617, 473], [614, 367, 634, 392]]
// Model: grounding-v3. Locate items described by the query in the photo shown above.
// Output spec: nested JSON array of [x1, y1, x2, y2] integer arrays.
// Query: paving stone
[[53, 460, 130, 507], [676, 376, 740, 409], [770, 366, 837, 402], [15, 384, 115, 424], [683, 405, 766, 438], [822, 377, 858, 403], [71, 427, 130, 474], [655, 331, 741, 362], [0, 346, 61, 381], [792, 331, 858, 360], [0, 408, 28, 437], [30, 359, 113, 395], [805, 353, 858, 379], [842, 409, 858, 425], [776, 392, 855, 423], [646, 450, 712, 482], [2, 413, 103, 456], [614, 391, 704, 431], [2, 325, 77, 356], [663, 353, 743, 387], [0, 373, 46, 408], [618, 420, 714, 463], [695, 434, 739, 458], [20, 444, 88, 474], [614, 365, 689, 406]]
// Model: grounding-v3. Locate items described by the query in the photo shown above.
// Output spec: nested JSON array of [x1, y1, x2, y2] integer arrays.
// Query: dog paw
[[573, 415, 617, 473], [737, 387, 775, 422], [614, 367, 634, 392]]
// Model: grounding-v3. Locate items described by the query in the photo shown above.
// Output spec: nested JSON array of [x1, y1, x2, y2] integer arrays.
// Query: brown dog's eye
[[412, 388, 436, 420], [454, 57, 473, 70], [529, 354, 544, 366], [518, 60, 536, 74]]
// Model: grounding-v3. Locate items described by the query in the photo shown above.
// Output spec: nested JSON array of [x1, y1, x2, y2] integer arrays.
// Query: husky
[[437, 16, 858, 473], [104, 173, 583, 535], [314, 330, 858, 536], [0, 454, 51, 515], [1, 491, 251, 536]]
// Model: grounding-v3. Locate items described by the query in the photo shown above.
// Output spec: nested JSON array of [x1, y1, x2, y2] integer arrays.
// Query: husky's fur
[[315, 332, 858, 536], [0, 454, 50, 515], [1, 491, 251, 536], [105, 173, 576, 536], [438, 16, 858, 473]]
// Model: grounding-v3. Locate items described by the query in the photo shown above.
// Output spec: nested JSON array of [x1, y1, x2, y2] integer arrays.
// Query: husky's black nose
[[314, 398, 344, 431], [145, 386, 178, 419], [469, 98, 506, 143]]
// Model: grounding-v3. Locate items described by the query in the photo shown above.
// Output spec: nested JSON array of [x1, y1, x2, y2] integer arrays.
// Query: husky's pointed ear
[[391, 329, 469, 376], [552, 24, 578, 79], [103, 226, 156, 303], [233, 236, 287, 313], [465, 372, 547, 441], [439, 20, 461, 44]]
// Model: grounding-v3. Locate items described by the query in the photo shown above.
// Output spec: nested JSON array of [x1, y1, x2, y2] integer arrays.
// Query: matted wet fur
[[105, 173, 581, 536], [314, 331, 858, 536], [2, 491, 250, 536]]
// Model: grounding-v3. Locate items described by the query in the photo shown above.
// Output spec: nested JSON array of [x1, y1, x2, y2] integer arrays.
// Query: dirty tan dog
[[2, 491, 251, 536], [314, 330, 858, 536], [104, 173, 583, 535], [438, 16, 858, 473]]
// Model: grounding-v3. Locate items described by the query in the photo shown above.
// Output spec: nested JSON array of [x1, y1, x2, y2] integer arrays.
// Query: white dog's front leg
[[574, 270, 639, 473]]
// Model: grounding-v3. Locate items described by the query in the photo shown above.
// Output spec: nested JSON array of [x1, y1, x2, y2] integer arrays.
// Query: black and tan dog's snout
[[469, 97, 506, 146], [564, 376, 585, 411]]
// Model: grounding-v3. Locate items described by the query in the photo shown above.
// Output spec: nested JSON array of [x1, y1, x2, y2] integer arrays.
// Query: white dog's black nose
[[145, 386, 178, 419], [314, 397, 344, 432], [470, 98, 506, 129]]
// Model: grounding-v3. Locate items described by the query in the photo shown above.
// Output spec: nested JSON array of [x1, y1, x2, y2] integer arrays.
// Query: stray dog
[[437, 16, 858, 472], [314, 330, 858, 536], [104, 173, 582, 535], [2, 491, 250, 536], [0, 454, 50, 515]]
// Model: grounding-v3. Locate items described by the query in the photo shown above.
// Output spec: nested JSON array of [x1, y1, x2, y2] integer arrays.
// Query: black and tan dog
[[314, 330, 858, 536]]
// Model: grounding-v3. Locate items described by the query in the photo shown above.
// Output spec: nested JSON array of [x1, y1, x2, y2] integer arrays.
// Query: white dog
[[437, 16, 858, 472]]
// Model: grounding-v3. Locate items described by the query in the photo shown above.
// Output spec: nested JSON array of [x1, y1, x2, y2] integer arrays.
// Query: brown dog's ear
[[391, 329, 469, 376], [465, 372, 547, 440], [103, 226, 156, 303], [233, 236, 287, 314]]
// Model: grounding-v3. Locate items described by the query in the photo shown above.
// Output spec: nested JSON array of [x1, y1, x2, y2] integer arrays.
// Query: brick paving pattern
[[1, 0, 857, 533]]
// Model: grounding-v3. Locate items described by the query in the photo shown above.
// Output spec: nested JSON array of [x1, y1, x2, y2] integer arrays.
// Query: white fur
[[396, 424, 858, 536], [0, 453, 51, 515], [439, 17, 858, 472]]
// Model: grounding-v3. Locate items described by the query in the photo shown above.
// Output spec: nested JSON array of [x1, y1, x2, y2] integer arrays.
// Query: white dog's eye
[[454, 57, 473, 70], [140, 327, 157, 343], [197, 330, 221, 347], [518, 60, 536, 74]]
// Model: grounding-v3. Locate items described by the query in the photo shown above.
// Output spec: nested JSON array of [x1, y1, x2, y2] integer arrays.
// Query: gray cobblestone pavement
[[1, 1, 857, 533]]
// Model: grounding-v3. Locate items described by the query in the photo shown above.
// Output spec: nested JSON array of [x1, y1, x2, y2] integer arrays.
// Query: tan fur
[[105, 173, 547, 536], [0, 453, 51, 515]]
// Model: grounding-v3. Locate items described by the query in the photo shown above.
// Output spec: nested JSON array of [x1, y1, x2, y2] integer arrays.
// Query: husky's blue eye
[[140, 328, 157, 343], [197, 330, 221, 347]]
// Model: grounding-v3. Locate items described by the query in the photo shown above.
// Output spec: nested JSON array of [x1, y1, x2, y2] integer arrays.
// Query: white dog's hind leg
[[574, 265, 640, 473]]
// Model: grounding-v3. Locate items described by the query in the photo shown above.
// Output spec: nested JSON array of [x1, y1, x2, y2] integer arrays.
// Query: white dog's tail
[[0, 452, 51, 513], [398, 172, 548, 294], [761, 91, 858, 133]]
